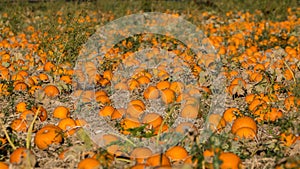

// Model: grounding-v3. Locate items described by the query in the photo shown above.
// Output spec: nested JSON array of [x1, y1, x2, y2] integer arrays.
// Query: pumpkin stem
[[0, 118, 16, 150], [26, 106, 41, 149]]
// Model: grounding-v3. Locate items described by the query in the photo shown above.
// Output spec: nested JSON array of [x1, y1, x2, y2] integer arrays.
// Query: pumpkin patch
[[0, 1, 299, 168]]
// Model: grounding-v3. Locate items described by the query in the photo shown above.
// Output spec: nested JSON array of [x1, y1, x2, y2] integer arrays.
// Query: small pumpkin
[[146, 154, 171, 167], [144, 86, 160, 100], [16, 102, 27, 113], [34, 124, 63, 150], [43, 85, 59, 97], [99, 106, 115, 117], [31, 106, 48, 122], [53, 106, 70, 119], [231, 116, 257, 134], [161, 88, 176, 104], [263, 108, 283, 121], [219, 152, 241, 169], [0, 162, 8, 169], [11, 118, 27, 132], [10, 147, 35, 166], [58, 118, 77, 137], [165, 146, 189, 162], [77, 158, 100, 169], [223, 108, 241, 123], [234, 127, 256, 140], [130, 147, 153, 164], [120, 117, 141, 135]]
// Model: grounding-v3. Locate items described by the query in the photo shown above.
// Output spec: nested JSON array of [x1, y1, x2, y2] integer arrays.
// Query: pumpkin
[[43, 85, 59, 97], [130, 147, 153, 164], [146, 154, 171, 167], [10, 147, 34, 165], [231, 116, 257, 134], [77, 158, 100, 169], [34, 124, 63, 150], [165, 146, 189, 162], [219, 152, 241, 169]]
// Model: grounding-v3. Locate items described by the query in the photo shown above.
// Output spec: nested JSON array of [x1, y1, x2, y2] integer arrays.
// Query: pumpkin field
[[0, 0, 299, 168]]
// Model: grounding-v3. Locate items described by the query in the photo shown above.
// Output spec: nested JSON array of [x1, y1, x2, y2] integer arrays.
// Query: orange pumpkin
[[120, 117, 141, 135], [146, 154, 171, 167], [264, 108, 283, 121], [77, 158, 100, 169], [223, 108, 241, 123], [58, 118, 77, 136], [43, 85, 59, 97], [15, 102, 27, 113], [0, 162, 8, 169], [11, 118, 27, 132], [165, 146, 189, 162], [10, 147, 34, 165], [231, 116, 257, 134], [219, 152, 241, 169], [144, 86, 160, 100], [99, 106, 115, 117], [34, 124, 63, 150], [53, 106, 70, 119], [31, 106, 48, 122], [234, 127, 256, 140], [130, 147, 153, 164], [161, 89, 176, 104]]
